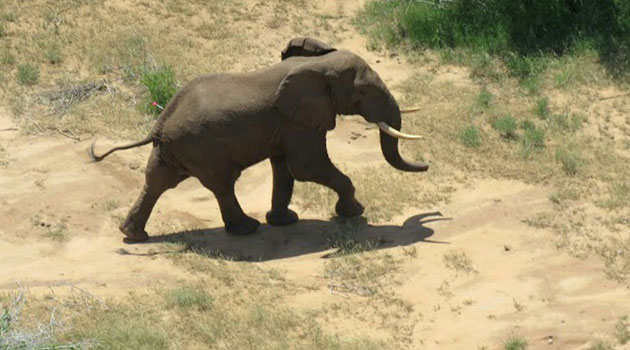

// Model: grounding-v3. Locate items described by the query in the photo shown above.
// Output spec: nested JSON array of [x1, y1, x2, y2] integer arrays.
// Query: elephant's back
[[154, 72, 286, 173]]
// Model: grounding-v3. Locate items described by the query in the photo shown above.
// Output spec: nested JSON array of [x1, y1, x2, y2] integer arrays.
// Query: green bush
[[17, 63, 39, 85], [140, 65, 177, 116], [358, 0, 630, 78]]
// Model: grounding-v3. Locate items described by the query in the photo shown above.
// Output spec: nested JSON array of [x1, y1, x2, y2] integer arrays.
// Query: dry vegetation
[[1, 0, 630, 349]]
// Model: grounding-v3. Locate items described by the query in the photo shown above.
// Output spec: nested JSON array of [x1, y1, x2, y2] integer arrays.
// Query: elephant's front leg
[[285, 128, 364, 218], [266, 155, 299, 226]]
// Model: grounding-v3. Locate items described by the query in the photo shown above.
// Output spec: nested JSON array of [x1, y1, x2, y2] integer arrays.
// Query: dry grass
[[443, 249, 477, 275], [0, 0, 333, 139], [2, 278, 385, 350], [294, 164, 455, 223]]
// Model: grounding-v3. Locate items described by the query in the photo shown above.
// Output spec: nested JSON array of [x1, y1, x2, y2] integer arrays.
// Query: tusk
[[377, 122, 422, 140], [400, 107, 421, 114]]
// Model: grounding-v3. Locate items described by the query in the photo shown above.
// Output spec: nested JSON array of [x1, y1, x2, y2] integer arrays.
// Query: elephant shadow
[[132, 212, 451, 262]]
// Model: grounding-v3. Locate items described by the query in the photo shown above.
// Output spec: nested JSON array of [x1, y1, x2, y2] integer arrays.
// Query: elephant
[[90, 37, 428, 242]]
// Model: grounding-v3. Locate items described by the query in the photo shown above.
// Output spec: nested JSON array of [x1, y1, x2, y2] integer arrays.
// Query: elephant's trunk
[[378, 110, 428, 172]]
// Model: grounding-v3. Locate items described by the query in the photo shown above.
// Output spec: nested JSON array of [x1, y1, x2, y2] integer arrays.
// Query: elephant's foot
[[266, 208, 299, 226], [225, 216, 260, 236], [119, 221, 150, 243], [335, 198, 364, 217]]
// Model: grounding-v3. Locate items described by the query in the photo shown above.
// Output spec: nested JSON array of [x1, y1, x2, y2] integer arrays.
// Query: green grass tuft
[[17, 63, 39, 85], [459, 124, 482, 148], [1, 51, 15, 65], [588, 338, 614, 350], [616, 316, 630, 345], [520, 126, 545, 158], [477, 87, 493, 107], [598, 182, 630, 210], [504, 336, 528, 350], [492, 114, 518, 139], [46, 46, 63, 64], [534, 97, 551, 119], [555, 146, 583, 176], [166, 286, 213, 310]]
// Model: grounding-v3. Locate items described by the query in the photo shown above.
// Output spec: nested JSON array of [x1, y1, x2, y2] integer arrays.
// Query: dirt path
[[1, 1, 629, 349]]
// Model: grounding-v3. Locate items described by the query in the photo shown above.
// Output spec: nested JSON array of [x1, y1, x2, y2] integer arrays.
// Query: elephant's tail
[[89, 136, 154, 162]]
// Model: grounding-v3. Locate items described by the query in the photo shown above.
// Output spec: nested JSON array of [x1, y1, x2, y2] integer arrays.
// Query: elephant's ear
[[275, 68, 336, 131], [281, 37, 337, 61]]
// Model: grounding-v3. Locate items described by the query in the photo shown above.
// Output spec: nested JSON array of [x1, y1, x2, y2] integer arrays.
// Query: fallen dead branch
[[38, 80, 117, 116]]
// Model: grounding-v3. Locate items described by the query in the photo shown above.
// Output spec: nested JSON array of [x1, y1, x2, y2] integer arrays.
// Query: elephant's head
[[281, 37, 337, 61], [275, 49, 428, 172]]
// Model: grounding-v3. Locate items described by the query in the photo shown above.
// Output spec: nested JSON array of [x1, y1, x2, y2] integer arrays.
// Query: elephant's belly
[[161, 122, 283, 179]]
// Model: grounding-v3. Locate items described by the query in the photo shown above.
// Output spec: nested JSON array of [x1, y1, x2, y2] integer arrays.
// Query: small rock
[[376, 59, 381, 63], [504, 245, 512, 252], [547, 336, 554, 345]]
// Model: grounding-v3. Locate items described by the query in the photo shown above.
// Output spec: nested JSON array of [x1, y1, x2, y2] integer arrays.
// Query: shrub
[[17, 63, 39, 85], [357, 0, 630, 78], [140, 65, 177, 116]]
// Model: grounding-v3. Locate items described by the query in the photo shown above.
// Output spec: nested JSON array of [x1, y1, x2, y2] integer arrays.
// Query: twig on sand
[[600, 92, 630, 101], [0, 127, 18, 132], [23, 115, 45, 132], [55, 128, 80, 141]]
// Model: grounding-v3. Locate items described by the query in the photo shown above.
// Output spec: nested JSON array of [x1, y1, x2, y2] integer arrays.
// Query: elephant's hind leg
[[266, 155, 299, 226], [199, 174, 260, 236], [120, 148, 187, 242]]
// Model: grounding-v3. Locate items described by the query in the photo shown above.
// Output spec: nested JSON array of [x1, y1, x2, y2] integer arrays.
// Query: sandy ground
[[1, 0, 629, 349]]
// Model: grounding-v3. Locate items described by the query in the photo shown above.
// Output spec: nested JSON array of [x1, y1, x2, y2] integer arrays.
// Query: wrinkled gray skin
[[90, 37, 428, 242]]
